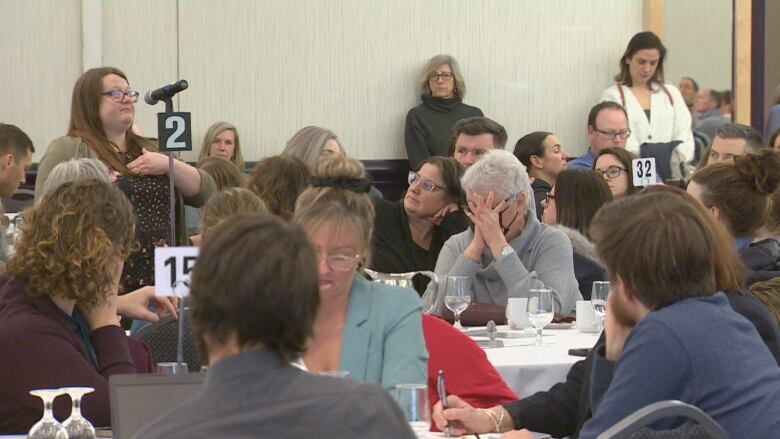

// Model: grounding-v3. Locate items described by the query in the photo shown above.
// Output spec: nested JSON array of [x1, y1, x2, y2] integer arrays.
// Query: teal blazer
[[340, 276, 429, 391]]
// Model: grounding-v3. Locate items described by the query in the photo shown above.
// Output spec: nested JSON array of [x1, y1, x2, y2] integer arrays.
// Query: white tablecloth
[[483, 326, 601, 398]]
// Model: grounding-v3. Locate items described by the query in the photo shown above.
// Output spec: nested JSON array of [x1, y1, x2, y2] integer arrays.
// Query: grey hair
[[40, 158, 110, 200], [418, 54, 467, 98], [716, 123, 763, 151], [281, 126, 345, 168], [461, 149, 533, 214]]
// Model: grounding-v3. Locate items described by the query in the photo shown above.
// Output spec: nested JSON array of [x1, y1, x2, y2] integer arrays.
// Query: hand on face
[[127, 148, 170, 176], [465, 191, 509, 255], [430, 203, 458, 225]]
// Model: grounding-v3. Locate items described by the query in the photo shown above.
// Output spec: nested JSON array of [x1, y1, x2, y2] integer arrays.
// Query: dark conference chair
[[131, 309, 203, 372]]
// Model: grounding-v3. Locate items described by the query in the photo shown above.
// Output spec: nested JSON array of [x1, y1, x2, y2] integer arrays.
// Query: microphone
[[144, 80, 189, 105]]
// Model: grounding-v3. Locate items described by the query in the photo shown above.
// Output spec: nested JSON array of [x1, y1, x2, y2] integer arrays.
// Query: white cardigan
[[601, 83, 694, 162]]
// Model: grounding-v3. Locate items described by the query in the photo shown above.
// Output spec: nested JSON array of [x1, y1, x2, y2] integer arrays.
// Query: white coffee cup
[[576, 300, 597, 332], [506, 297, 531, 329]]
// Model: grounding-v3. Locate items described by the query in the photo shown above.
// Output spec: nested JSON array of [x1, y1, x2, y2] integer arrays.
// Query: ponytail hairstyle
[[691, 149, 780, 237]]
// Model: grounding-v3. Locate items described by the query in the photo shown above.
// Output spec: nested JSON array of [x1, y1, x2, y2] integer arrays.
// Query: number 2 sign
[[155, 247, 199, 296], [157, 112, 193, 152]]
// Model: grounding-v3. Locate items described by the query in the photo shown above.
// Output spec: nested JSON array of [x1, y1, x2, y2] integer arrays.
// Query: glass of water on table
[[527, 289, 555, 346], [444, 276, 471, 330], [591, 281, 610, 331]]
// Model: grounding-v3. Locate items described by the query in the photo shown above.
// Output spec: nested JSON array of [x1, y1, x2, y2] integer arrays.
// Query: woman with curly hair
[[0, 179, 154, 433], [246, 155, 311, 221]]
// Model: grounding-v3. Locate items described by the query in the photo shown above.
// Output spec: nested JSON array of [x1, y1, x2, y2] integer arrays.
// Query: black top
[[531, 179, 551, 221], [404, 95, 483, 169], [503, 291, 780, 437], [740, 238, 780, 284], [370, 198, 468, 294]]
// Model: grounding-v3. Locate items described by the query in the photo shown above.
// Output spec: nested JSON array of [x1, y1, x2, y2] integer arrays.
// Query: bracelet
[[478, 407, 505, 433]]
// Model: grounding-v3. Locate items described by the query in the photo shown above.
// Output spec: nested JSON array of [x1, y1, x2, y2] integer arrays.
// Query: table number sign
[[155, 247, 199, 296], [632, 157, 656, 187]]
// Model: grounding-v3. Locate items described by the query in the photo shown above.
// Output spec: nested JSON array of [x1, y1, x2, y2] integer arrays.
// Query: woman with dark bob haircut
[[601, 32, 694, 163], [541, 169, 612, 299], [0, 180, 154, 432], [371, 156, 468, 293]]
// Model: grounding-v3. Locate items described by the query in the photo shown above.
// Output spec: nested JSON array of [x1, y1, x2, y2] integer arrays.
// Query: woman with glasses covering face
[[405, 54, 484, 170], [601, 32, 694, 162], [293, 155, 428, 391], [371, 157, 468, 294], [423, 150, 581, 315], [593, 147, 640, 199], [35, 67, 215, 294]]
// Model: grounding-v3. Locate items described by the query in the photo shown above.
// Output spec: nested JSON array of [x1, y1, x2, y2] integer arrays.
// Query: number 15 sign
[[155, 247, 199, 296]]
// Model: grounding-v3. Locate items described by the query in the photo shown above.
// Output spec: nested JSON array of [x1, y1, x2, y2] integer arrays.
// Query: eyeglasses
[[408, 171, 444, 193], [428, 72, 454, 82], [544, 192, 556, 204], [594, 128, 631, 140], [596, 165, 628, 179], [102, 90, 139, 103], [317, 252, 361, 271]]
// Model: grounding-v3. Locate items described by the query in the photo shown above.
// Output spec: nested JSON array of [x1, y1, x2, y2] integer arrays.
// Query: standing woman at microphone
[[35, 67, 215, 293]]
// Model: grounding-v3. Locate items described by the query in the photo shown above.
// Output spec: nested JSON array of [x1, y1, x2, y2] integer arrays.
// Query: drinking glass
[[527, 289, 555, 346], [591, 281, 611, 331], [444, 276, 471, 330], [61, 387, 96, 439], [28, 389, 68, 439], [393, 384, 430, 435]]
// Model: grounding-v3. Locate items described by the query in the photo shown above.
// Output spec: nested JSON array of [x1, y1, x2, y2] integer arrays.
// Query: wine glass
[[393, 384, 430, 435], [444, 276, 471, 330], [28, 389, 68, 439], [527, 289, 555, 346], [61, 387, 96, 439], [591, 281, 611, 331]]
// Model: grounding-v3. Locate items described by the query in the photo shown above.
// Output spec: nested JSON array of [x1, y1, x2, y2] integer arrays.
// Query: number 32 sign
[[157, 112, 193, 152], [155, 247, 199, 296]]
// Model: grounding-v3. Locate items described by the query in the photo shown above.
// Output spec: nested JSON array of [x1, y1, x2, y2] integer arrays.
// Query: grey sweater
[[423, 214, 581, 315]]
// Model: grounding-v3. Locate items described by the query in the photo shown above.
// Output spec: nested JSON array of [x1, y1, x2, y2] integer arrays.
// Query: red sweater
[[0, 276, 153, 433], [423, 315, 518, 411]]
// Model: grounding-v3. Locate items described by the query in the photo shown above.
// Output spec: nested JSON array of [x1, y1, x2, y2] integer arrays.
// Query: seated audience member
[[189, 187, 268, 247], [39, 158, 109, 199], [293, 156, 428, 390], [197, 121, 245, 173], [693, 89, 728, 142], [541, 169, 612, 299], [567, 102, 629, 170], [186, 156, 245, 235], [423, 315, 517, 414], [246, 155, 311, 221], [424, 149, 581, 315], [136, 214, 415, 438], [689, 150, 780, 282], [593, 147, 640, 199], [0, 180, 154, 432], [371, 156, 467, 294], [405, 54, 483, 170], [448, 116, 507, 168], [0, 123, 34, 266], [696, 123, 763, 169], [751, 278, 780, 326], [435, 188, 780, 438], [678, 76, 699, 112], [769, 127, 780, 151], [513, 131, 569, 219], [720, 89, 733, 120]]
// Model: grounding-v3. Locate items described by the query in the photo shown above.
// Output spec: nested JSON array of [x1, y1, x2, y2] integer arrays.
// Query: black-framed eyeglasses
[[408, 171, 444, 193], [544, 192, 556, 204], [596, 165, 628, 179], [594, 128, 631, 140], [102, 90, 139, 103], [428, 72, 454, 82]]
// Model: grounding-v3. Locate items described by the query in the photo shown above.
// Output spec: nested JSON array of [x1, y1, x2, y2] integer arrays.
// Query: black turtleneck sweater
[[404, 95, 483, 169]]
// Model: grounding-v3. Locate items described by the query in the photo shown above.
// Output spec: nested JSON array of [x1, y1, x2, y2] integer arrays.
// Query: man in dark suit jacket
[[136, 214, 415, 439]]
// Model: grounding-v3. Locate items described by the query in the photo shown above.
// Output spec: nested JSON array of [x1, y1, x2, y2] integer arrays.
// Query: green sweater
[[34, 136, 216, 246]]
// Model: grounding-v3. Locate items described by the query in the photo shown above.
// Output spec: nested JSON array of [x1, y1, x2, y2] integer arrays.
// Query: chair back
[[131, 309, 203, 372], [597, 400, 728, 439]]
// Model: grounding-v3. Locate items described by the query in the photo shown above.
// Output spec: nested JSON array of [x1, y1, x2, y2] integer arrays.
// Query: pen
[[437, 370, 451, 438]]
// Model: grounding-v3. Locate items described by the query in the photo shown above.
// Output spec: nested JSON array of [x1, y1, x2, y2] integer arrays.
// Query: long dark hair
[[554, 169, 612, 238], [513, 131, 552, 172], [614, 31, 667, 87]]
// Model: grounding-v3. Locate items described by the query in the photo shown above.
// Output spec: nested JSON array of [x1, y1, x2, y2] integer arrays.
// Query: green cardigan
[[34, 136, 216, 246]]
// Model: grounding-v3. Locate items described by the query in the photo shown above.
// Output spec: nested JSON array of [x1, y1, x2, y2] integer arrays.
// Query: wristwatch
[[499, 245, 515, 259]]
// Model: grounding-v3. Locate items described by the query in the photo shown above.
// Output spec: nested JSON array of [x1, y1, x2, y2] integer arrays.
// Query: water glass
[[61, 387, 96, 439], [591, 281, 611, 330], [527, 289, 555, 346], [156, 362, 188, 375], [393, 384, 430, 435], [28, 389, 68, 439], [444, 276, 471, 329]]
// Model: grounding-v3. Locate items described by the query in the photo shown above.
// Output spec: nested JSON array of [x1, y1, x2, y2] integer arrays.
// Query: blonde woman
[[198, 121, 246, 173], [405, 54, 483, 169], [293, 155, 428, 390]]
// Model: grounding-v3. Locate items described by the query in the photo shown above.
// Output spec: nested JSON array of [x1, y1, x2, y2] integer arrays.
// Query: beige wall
[[663, 0, 733, 92], [764, 0, 780, 128], [2, 0, 642, 162]]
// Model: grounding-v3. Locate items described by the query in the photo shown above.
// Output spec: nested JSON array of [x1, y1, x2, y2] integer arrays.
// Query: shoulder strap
[[660, 84, 674, 106], [616, 82, 626, 108]]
